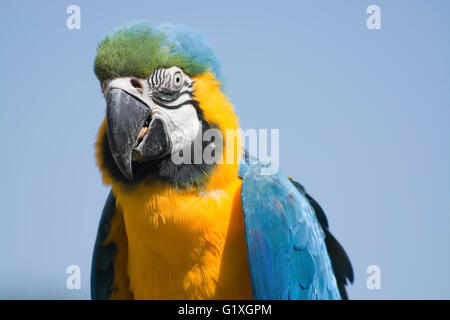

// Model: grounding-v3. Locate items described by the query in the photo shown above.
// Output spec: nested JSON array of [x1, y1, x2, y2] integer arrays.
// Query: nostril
[[131, 79, 142, 89]]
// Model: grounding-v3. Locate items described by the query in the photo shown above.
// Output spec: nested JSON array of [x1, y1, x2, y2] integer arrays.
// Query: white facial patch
[[151, 104, 200, 154]]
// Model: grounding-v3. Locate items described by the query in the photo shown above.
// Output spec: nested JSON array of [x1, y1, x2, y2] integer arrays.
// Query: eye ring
[[173, 71, 183, 90]]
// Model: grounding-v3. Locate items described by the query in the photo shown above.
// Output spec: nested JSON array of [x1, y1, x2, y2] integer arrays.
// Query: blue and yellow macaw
[[91, 22, 353, 300]]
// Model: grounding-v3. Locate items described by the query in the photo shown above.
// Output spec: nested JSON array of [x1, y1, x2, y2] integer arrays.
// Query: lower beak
[[106, 89, 150, 180]]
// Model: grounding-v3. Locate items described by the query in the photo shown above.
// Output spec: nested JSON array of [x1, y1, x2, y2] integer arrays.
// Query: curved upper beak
[[106, 88, 150, 180]]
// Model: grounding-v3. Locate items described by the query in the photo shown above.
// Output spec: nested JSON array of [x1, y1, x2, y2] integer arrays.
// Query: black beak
[[106, 89, 150, 180]]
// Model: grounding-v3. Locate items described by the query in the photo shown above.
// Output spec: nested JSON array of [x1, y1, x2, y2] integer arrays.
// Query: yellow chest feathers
[[112, 176, 253, 299]]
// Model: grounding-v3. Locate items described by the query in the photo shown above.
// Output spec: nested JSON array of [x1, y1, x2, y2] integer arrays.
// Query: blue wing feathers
[[96, 243, 116, 271], [240, 159, 344, 300], [290, 178, 354, 299], [290, 248, 315, 289], [247, 229, 274, 299], [91, 191, 117, 300]]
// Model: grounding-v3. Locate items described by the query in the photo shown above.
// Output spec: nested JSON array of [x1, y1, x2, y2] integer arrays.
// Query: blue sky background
[[0, 0, 449, 299]]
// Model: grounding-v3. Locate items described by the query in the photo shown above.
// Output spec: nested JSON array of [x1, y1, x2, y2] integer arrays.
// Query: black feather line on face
[[151, 98, 196, 110]]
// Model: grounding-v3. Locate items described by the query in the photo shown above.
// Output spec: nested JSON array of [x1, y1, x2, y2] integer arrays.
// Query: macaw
[[91, 22, 353, 300]]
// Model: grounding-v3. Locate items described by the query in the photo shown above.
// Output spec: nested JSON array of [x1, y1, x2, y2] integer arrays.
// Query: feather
[[91, 192, 116, 300], [289, 178, 354, 300]]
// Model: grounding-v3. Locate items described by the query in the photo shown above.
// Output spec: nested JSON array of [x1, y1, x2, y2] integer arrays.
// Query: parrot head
[[94, 22, 241, 189]]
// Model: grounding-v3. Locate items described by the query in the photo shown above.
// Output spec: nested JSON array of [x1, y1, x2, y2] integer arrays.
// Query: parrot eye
[[173, 71, 183, 90]]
